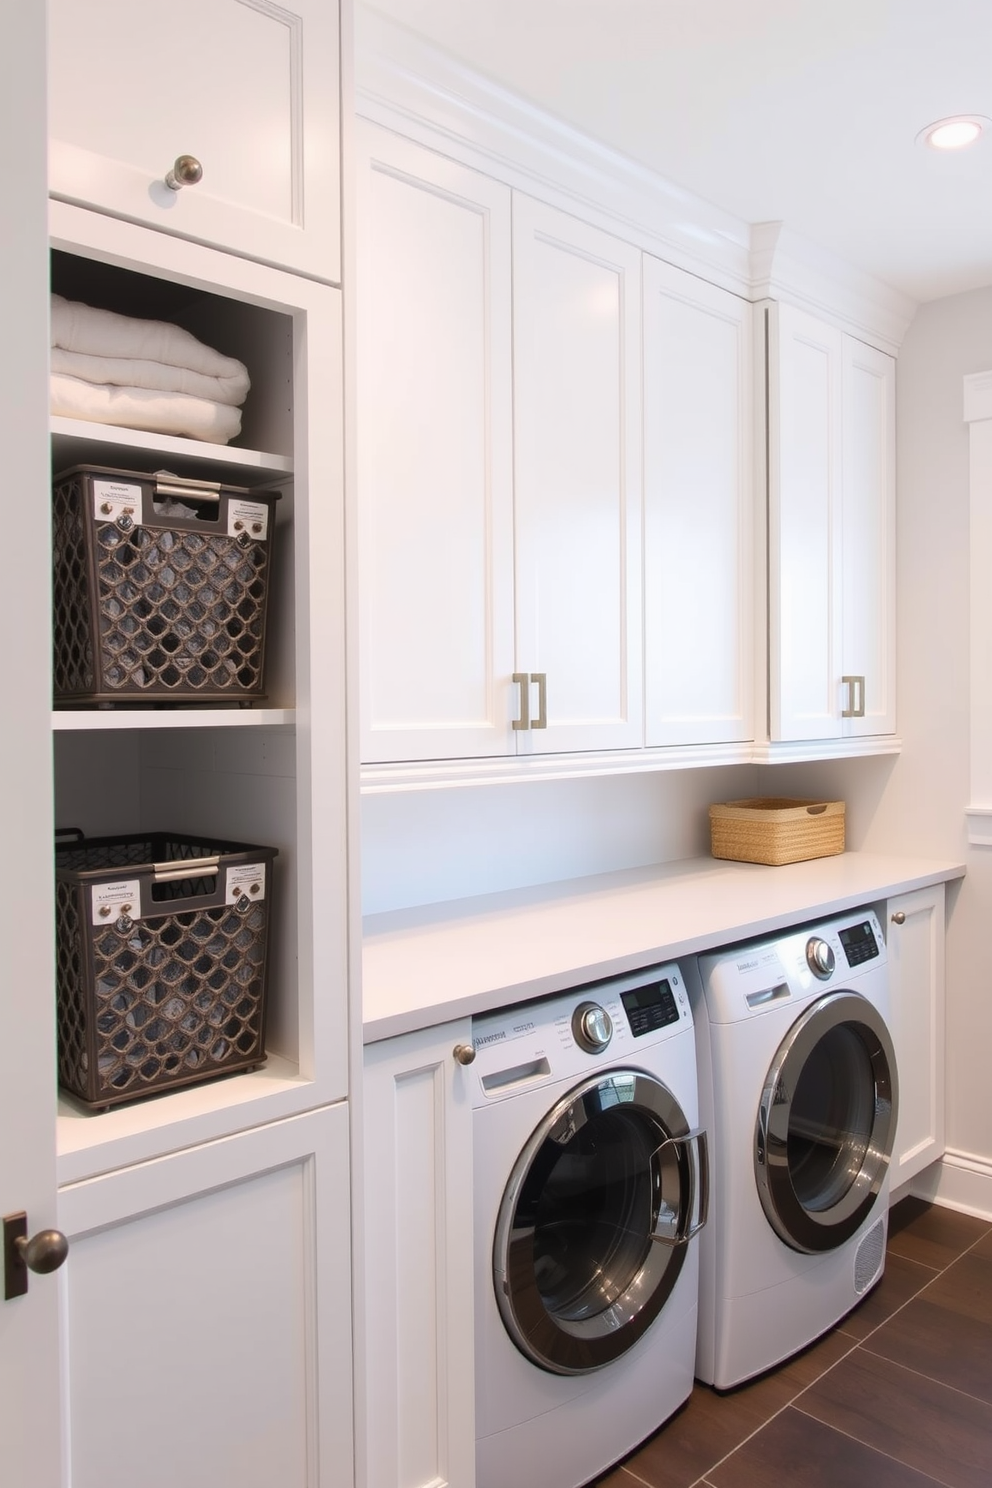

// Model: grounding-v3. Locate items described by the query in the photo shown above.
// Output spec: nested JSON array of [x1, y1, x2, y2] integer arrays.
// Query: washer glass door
[[755, 991, 898, 1253], [493, 1070, 707, 1376]]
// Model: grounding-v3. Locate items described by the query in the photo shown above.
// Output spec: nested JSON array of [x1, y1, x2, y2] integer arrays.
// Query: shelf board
[[51, 415, 293, 483], [56, 1054, 316, 1185], [52, 707, 294, 731]]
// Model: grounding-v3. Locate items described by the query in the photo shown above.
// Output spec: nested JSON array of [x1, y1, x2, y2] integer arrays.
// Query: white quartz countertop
[[362, 851, 965, 1043]]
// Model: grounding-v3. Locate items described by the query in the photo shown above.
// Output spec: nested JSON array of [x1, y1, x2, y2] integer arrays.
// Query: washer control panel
[[469, 961, 691, 1103], [806, 937, 836, 979]]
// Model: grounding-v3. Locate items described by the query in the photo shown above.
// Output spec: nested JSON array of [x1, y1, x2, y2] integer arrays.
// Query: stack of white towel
[[50, 294, 251, 445]]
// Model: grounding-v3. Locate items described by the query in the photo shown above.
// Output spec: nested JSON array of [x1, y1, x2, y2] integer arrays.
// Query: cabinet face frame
[[49, 202, 350, 1184], [48, 0, 342, 285]]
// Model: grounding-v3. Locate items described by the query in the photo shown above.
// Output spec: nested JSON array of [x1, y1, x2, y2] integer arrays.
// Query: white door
[[356, 123, 515, 764], [0, 8, 63, 1477], [643, 257, 755, 747], [512, 194, 643, 755], [48, 0, 341, 283], [767, 302, 844, 742], [841, 336, 896, 737], [886, 886, 945, 1188], [58, 1106, 353, 1488]]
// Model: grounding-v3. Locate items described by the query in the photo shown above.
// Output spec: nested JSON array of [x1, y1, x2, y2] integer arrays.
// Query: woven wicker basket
[[708, 797, 845, 866]]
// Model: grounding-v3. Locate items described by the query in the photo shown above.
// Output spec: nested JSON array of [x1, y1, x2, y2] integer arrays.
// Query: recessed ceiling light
[[917, 115, 989, 150]]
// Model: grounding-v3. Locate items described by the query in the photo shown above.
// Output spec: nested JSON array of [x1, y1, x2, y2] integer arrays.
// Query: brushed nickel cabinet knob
[[453, 1043, 476, 1066], [165, 154, 204, 190], [891, 911, 906, 925]]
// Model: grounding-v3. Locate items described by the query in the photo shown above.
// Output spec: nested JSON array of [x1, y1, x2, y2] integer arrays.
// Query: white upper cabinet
[[356, 123, 515, 764], [48, 0, 341, 282], [767, 302, 895, 744], [512, 196, 643, 755], [642, 257, 754, 747]]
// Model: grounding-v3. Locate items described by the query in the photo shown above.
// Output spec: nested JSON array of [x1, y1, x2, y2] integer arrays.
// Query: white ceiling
[[363, 0, 992, 304]]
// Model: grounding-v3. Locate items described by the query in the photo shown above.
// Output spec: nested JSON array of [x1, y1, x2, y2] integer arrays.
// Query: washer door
[[493, 1069, 707, 1376], [755, 991, 898, 1254]]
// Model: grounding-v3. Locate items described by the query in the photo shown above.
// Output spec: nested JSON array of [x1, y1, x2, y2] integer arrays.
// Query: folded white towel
[[51, 346, 250, 408], [51, 294, 249, 384], [51, 373, 242, 445]]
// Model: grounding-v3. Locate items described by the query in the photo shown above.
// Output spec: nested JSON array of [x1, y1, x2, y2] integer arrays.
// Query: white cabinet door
[[48, 0, 341, 283], [842, 336, 897, 738], [58, 1105, 353, 1488], [356, 123, 515, 764], [362, 1022, 476, 1488], [768, 302, 844, 742], [0, 7, 63, 1476], [643, 257, 754, 747], [886, 886, 946, 1190], [512, 194, 643, 755], [768, 303, 896, 744]]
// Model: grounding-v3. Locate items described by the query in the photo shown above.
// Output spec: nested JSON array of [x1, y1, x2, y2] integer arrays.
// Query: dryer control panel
[[469, 961, 692, 1103]]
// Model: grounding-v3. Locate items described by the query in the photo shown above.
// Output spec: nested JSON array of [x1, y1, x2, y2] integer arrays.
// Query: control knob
[[572, 1001, 613, 1053], [806, 937, 835, 979]]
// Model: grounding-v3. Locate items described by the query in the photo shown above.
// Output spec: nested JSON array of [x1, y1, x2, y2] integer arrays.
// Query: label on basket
[[92, 479, 143, 525], [227, 499, 270, 542], [225, 863, 267, 905], [91, 879, 142, 926]]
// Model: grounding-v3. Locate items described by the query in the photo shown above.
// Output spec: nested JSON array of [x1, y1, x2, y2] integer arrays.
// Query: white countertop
[[362, 852, 966, 1043]]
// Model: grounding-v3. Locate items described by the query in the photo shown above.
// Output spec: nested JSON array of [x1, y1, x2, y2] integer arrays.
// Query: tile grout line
[[789, 1399, 954, 1488]]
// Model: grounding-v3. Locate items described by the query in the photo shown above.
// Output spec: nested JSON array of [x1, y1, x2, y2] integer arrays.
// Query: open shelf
[[52, 416, 293, 483], [53, 709, 294, 730]]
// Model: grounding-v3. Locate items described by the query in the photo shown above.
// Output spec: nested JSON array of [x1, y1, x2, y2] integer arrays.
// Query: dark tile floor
[[591, 1197, 992, 1488]]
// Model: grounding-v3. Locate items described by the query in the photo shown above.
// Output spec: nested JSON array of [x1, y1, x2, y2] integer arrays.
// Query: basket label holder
[[226, 863, 266, 908], [92, 479, 143, 527], [91, 879, 141, 926]]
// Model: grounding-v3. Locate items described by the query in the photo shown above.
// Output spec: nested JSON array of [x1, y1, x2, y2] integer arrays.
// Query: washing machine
[[471, 962, 708, 1488], [691, 908, 898, 1390]]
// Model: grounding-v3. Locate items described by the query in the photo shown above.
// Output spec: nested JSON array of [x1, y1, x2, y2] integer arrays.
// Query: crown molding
[[355, 4, 918, 350], [750, 222, 917, 356]]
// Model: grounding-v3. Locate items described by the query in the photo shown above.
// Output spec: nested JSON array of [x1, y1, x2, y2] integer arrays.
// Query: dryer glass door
[[755, 991, 898, 1253], [493, 1070, 707, 1375]]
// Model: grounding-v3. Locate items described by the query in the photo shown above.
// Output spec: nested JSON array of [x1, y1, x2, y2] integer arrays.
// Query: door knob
[[4, 1212, 69, 1300]]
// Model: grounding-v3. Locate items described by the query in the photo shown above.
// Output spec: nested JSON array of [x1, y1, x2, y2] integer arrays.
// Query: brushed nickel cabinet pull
[[512, 672, 530, 730], [532, 672, 547, 729], [841, 675, 866, 718]]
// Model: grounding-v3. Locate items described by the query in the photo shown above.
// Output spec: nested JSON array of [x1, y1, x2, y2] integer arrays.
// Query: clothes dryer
[[692, 909, 898, 1390], [471, 963, 708, 1488]]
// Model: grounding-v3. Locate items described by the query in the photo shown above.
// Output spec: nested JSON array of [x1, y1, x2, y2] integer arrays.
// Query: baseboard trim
[[897, 1150, 992, 1222]]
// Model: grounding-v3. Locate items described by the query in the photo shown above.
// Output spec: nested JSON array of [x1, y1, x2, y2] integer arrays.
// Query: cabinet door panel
[[643, 258, 754, 746], [842, 338, 896, 736], [768, 304, 844, 741], [58, 1106, 352, 1488], [357, 124, 515, 763], [513, 195, 643, 754], [887, 887, 945, 1189], [48, 0, 340, 281], [363, 1023, 475, 1488]]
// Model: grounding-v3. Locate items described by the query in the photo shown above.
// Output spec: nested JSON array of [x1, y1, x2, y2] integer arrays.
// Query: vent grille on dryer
[[854, 1218, 885, 1294]]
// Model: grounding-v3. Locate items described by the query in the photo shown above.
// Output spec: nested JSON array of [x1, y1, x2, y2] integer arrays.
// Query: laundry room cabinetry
[[766, 301, 896, 748], [642, 256, 755, 747], [48, 0, 341, 283], [56, 1103, 353, 1488], [362, 1020, 476, 1488], [885, 883, 946, 1189], [357, 121, 641, 769]]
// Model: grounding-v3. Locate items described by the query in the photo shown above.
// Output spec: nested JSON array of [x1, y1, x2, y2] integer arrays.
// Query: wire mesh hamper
[[55, 831, 278, 1108], [52, 466, 279, 704]]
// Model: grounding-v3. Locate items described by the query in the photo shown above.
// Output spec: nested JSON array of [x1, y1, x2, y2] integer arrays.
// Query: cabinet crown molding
[[356, 4, 917, 351]]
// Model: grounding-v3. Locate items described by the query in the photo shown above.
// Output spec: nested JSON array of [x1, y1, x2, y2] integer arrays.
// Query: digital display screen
[[621, 979, 680, 1036], [839, 921, 879, 965]]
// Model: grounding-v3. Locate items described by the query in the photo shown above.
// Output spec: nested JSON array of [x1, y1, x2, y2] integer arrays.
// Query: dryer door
[[493, 1069, 707, 1376], [755, 991, 898, 1254]]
